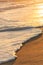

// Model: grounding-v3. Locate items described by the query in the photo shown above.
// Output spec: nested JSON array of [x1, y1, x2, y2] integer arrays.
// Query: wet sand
[[0, 28, 43, 65]]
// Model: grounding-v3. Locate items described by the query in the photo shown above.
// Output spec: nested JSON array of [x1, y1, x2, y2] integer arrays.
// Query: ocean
[[0, 1, 43, 64]]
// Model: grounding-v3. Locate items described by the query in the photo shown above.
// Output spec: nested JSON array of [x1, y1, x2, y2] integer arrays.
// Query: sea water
[[0, 2, 42, 64]]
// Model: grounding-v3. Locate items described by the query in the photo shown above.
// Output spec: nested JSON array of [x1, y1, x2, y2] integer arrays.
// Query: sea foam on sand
[[0, 28, 42, 63]]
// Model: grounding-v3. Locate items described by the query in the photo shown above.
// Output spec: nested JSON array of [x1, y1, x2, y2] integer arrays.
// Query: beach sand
[[0, 28, 43, 65]]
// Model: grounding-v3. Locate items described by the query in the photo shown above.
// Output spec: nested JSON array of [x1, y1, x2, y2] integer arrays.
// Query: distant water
[[0, 2, 43, 27]]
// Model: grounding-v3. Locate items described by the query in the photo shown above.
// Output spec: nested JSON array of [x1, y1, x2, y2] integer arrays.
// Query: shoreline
[[1, 28, 43, 65]]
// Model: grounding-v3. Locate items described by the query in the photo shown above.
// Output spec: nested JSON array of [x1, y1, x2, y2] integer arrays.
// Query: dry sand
[[0, 28, 43, 65]]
